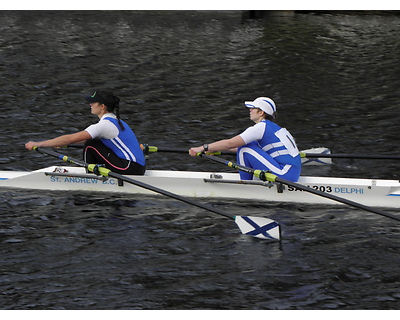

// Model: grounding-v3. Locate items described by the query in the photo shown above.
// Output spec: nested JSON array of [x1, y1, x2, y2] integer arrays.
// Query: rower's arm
[[206, 135, 245, 153], [25, 131, 91, 150], [189, 135, 245, 156]]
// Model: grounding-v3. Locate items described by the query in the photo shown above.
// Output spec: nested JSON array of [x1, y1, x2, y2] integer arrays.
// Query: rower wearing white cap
[[189, 97, 301, 182]]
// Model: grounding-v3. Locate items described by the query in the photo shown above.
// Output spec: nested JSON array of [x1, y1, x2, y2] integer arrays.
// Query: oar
[[200, 154, 400, 223], [68, 144, 333, 165], [142, 145, 333, 159], [32, 147, 281, 240], [144, 145, 334, 166], [141, 145, 236, 156], [301, 152, 400, 160], [66, 144, 236, 155], [69, 144, 400, 161]]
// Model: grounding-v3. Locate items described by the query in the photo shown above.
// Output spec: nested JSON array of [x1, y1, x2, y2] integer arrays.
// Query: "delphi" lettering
[[334, 187, 364, 194]]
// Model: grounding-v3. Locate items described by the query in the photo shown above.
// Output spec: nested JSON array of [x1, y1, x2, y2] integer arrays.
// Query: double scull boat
[[1, 165, 399, 209]]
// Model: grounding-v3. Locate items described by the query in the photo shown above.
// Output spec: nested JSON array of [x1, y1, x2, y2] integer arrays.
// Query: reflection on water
[[1, 11, 400, 309]]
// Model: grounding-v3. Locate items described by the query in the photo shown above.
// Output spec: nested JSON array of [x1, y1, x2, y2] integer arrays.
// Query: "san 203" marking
[[287, 185, 364, 194], [288, 185, 332, 193]]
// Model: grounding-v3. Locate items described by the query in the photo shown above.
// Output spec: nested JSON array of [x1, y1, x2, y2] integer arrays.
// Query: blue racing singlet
[[240, 120, 301, 167], [101, 117, 145, 166], [258, 120, 300, 167]]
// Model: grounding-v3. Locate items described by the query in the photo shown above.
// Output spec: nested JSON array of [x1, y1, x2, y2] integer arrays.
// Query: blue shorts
[[237, 142, 301, 182]]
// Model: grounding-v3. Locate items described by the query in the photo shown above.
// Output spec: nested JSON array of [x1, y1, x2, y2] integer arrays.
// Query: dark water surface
[[1, 11, 400, 310]]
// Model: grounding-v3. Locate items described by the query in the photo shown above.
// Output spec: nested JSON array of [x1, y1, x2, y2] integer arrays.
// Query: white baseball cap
[[244, 97, 277, 116]]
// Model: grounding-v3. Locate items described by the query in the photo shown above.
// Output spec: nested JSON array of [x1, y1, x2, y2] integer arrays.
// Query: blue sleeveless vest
[[258, 120, 301, 167], [101, 117, 145, 166]]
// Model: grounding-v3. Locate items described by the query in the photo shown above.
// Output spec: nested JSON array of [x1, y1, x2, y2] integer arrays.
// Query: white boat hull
[[1, 166, 399, 209]]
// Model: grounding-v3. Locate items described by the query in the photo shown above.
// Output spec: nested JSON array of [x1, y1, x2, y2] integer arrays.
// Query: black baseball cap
[[85, 90, 107, 104]]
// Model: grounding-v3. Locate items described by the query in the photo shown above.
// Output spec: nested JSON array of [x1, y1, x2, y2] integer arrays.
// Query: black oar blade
[[234, 216, 280, 240]]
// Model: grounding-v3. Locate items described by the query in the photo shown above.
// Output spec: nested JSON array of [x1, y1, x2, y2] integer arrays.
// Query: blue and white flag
[[235, 216, 280, 240]]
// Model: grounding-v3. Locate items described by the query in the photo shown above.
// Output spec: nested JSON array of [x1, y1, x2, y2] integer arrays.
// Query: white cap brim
[[245, 101, 256, 108]]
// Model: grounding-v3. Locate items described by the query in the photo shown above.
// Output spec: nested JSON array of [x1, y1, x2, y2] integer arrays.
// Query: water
[[1, 10, 400, 309]]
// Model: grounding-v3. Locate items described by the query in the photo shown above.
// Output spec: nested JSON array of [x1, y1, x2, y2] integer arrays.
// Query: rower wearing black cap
[[25, 90, 146, 175]]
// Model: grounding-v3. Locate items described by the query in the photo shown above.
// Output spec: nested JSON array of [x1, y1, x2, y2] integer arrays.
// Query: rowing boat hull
[[1, 166, 399, 208]]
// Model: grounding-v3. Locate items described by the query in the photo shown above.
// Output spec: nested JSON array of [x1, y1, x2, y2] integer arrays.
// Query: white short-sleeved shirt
[[239, 122, 266, 144], [85, 113, 119, 140]]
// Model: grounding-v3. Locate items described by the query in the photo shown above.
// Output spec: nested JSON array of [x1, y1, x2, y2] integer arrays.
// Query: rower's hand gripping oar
[[200, 153, 400, 223], [32, 147, 280, 240]]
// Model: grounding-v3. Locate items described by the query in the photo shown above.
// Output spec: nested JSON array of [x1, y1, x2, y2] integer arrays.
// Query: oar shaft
[[108, 173, 233, 219], [68, 145, 400, 160], [36, 147, 88, 167], [274, 177, 400, 222], [143, 145, 236, 156], [34, 147, 233, 220], [147, 146, 189, 153], [67, 144, 237, 156], [201, 154, 400, 222], [201, 154, 267, 180], [302, 153, 400, 160]]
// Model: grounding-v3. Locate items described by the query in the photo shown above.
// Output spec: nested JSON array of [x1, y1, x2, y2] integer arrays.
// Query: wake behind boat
[[1, 165, 399, 209]]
